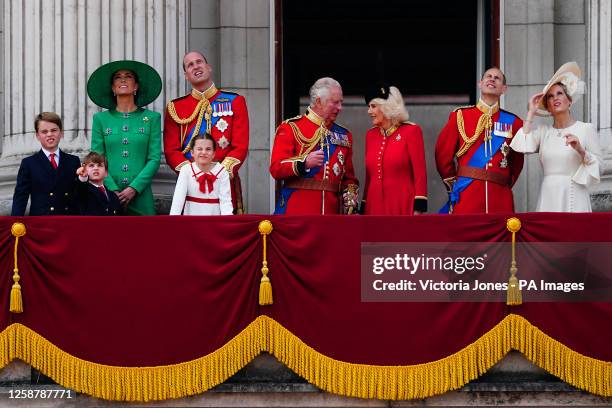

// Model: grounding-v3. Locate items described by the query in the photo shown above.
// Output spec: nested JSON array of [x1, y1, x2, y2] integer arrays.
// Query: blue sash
[[182, 92, 238, 159], [274, 125, 342, 214], [439, 110, 514, 214]]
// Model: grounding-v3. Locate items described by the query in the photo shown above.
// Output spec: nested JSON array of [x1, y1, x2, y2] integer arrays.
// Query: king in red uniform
[[164, 51, 249, 213], [435, 67, 524, 214], [270, 77, 359, 215]]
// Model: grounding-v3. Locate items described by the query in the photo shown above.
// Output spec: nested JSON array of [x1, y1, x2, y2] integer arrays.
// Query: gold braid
[[288, 122, 328, 158], [455, 110, 493, 158], [167, 99, 213, 155], [167, 99, 205, 124]]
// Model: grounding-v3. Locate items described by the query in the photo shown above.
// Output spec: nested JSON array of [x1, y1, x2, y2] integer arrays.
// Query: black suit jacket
[[11, 149, 81, 216], [76, 181, 123, 216]]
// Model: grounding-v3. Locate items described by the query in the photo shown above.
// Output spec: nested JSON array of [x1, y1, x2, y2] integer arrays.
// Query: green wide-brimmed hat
[[87, 60, 162, 109]]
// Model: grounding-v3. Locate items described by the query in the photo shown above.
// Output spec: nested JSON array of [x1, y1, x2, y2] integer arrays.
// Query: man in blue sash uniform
[[164, 51, 249, 214], [435, 67, 524, 214], [270, 77, 359, 214]]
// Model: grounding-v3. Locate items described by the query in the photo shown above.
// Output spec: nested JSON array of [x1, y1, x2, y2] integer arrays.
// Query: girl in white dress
[[170, 134, 233, 215], [510, 62, 602, 212]]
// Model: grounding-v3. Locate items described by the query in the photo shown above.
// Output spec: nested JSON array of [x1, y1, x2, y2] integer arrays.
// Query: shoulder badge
[[282, 114, 302, 124], [453, 105, 475, 113], [170, 94, 190, 103]]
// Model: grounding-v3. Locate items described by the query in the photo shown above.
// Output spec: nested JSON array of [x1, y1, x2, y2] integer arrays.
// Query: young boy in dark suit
[[11, 112, 81, 216], [75, 152, 122, 215]]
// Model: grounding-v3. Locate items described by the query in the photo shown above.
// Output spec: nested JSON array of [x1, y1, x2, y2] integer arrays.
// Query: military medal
[[494, 122, 512, 138], [218, 135, 230, 149], [333, 162, 341, 176], [212, 104, 218, 117], [216, 118, 229, 132], [337, 150, 345, 165], [500, 143, 510, 168]]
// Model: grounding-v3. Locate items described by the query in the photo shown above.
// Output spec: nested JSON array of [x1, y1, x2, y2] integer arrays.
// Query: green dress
[[91, 108, 161, 215]]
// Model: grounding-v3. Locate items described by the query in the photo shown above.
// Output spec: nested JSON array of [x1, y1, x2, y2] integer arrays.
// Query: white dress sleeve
[[218, 167, 234, 215], [169, 166, 190, 215], [572, 123, 602, 187], [509, 125, 545, 153]]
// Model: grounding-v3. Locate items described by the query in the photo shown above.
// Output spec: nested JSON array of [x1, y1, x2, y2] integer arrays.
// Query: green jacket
[[91, 108, 161, 215]]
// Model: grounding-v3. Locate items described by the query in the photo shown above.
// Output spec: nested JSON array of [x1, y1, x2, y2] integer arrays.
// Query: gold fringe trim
[[0, 315, 609, 401], [0, 321, 266, 402]]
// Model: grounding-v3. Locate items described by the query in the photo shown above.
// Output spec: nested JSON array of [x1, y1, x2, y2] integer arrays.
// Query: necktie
[[49, 153, 58, 169], [98, 186, 108, 200]]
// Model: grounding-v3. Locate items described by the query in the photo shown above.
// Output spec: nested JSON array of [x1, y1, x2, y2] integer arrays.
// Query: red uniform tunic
[[364, 123, 427, 215], [435, 101, 524, 214], [164, 85, 249, 213], [270, 110, 359, 215]]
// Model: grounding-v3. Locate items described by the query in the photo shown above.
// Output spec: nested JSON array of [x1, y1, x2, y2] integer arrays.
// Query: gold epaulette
[[282, 114, 302, 124], [453, 105, 475, 113]]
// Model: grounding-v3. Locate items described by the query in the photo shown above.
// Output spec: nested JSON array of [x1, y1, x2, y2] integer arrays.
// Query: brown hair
[[182, 51, 208, 71], [34, 112, 63, 132], [82, 151, 108, 168], [481, 67, 507, 85], [189, 133, 216, 152]]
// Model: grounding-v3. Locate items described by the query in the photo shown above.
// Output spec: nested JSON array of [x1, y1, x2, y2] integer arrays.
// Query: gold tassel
[[506, 217, 522, 306], [9, 223, 26, 313], [10, 280, 22, 314], [258, 220, 273, 305]]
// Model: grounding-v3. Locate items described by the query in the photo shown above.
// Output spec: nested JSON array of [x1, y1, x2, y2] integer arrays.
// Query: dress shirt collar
[[41, 147, 60, 164]]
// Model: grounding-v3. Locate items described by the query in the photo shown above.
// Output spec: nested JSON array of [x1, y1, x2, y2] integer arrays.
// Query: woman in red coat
[[362, 85, 427, 215]]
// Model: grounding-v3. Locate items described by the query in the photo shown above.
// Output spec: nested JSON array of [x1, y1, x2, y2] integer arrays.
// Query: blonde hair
[[370, 86, 409, 126]]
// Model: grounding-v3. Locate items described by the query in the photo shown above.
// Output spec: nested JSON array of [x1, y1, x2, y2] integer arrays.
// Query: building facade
[[0, 0, 610, 214]]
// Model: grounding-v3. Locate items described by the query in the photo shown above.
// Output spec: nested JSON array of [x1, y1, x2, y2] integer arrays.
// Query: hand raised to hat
[[305, 150, 325, 169], [524, 92, 545, 133], [528, 92, 545, 115]]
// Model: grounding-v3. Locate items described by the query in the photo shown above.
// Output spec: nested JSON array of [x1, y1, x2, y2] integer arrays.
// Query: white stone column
[[588, 0, 612, 207], [0, 0, 187, 211]]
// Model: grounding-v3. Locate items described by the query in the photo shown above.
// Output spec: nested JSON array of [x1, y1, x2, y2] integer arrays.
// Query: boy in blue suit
[[11, 112, 81, 216], [75, 152, 122, 216]]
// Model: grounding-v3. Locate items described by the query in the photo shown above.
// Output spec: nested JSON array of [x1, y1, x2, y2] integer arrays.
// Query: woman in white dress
[[510, 62, 602, 212], [170, 134, 233, 215]]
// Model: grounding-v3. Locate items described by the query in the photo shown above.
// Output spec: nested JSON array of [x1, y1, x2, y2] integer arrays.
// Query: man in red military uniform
[[164, 51, 249, 213], [270, 77, 359, 215], [435, 67, 524, 214]]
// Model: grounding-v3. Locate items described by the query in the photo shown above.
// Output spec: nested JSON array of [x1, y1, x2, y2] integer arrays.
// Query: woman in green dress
[[87, 60, 162, 215]]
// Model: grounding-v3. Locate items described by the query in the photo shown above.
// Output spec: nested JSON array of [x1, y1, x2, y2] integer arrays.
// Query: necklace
[[553, 119, 576, 130]]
